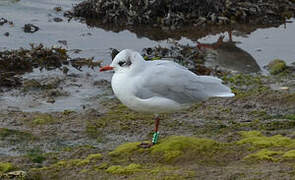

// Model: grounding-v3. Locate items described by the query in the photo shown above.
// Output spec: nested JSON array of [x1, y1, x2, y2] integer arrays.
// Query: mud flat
[[1, 43, 295, 179]]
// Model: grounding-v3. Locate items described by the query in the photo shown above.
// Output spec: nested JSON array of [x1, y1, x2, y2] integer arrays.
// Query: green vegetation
[[106, 163, 142, 174], [268, 59, 287, 75], [151, 136, 219, 161], [222, 73, 270, 99], [108, 142, 141, 157], [27, 148, 46, 163], [0, 128, 35, 142], [0, 162, 14, 173], [32, 114, 55, 125], [244, 149, 282, 162], [282, 150, 295, 159], [28, 132, 295, 179], [237, 131, 295, 149]]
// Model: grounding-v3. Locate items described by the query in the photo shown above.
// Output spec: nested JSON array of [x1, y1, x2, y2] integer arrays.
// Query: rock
[[58, 40, 67, 46], [255, 48, 262, 52], [279, 87, 289, 91], [45, 89, 63, 97], [47, 97, 55, 104], [23, 79, 41, 90], [110, 48, 120, 60], [53, 17, 63, 22], [0, 72, 22, 87], [23, 24, 39, 33], [93, 79, 110, 87], [53, 6, 62, 12], [41, 78, 61, 90], [0, 18, 8, 25], [63, 66, 69, 74], [5, 170, 27, 179], [268, 59, 287, 75], [210, 13, 216, 22]]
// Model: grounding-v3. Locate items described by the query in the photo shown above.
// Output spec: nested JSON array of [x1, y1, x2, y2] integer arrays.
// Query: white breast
[[111, 73, 138, 109]]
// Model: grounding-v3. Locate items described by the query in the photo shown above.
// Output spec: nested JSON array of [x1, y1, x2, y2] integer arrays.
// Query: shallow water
[[0, 0, 295, 112], [1, 0, 294, 66]]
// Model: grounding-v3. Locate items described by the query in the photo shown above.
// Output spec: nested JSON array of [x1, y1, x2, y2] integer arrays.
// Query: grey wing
[[133, 61, 209, 104]]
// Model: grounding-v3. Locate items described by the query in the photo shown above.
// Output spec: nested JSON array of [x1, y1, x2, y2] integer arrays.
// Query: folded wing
[[134, 60, 234, 104]]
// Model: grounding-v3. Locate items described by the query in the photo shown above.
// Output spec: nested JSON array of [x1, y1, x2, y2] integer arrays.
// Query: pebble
[[23, 24, 39, 33]]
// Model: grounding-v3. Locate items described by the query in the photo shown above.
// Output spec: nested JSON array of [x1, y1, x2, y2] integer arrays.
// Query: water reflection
[[85, 18, 281, 41], [0, 0, 19, 6], [197, 32, 261, 73]]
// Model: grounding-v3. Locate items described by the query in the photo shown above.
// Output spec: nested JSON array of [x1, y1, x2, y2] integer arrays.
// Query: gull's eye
[[118, 61, 126, 66]]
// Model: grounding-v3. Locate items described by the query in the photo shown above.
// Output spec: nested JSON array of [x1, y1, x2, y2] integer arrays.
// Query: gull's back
[[133, 60, 234, 105]]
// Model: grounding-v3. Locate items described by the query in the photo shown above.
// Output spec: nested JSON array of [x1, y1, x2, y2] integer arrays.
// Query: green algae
[[32, 114, 55, 125], [285, 114, 295, 121], [151, 57, 161, 60], [28, 133, 295, 179], [244, 149, 283, 162], [33, 153, 103, 172], [151, 136, 219, 161], [249, 110, 270, 120], [261, 120, 295, 131], [237, 131, 295, 149], [0, 128, 35, 142], [239, 131, 263, 138], [222, 73, 270, 99], [87, 153, 103, 161], [93, 162, 109, 171], [282, 150, 295, 159], [223, 74, 262, 86], [107, 136, 224, 164], [106, 163, 142, 174], [268, 59, 287, 75], [0, 162, 14, 173], [108, 142, 141, 157], [63, 110, 74, 116], [27, 148, 46, 163]]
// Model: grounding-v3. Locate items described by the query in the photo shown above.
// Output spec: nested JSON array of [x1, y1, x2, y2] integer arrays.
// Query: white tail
[[197, 76, 235, 98]]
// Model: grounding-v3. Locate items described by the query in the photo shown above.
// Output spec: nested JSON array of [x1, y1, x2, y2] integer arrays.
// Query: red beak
[[100, 66, 114, 72]]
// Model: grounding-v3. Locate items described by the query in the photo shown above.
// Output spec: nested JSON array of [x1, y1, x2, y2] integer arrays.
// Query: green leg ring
[[152, 132, 160, 144]]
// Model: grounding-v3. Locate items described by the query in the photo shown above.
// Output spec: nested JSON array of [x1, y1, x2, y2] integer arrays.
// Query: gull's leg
[[228, 31, 233, 42], [139, 115, 160, 148], [152, 115, 160, 144], [196, 35, 225, 50]]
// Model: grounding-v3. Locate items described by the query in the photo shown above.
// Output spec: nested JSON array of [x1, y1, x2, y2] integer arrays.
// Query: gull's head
[[100, 49, 144, 73]]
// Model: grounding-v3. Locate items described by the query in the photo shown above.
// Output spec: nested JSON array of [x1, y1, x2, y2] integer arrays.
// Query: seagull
[[100, 49, 234, 148]]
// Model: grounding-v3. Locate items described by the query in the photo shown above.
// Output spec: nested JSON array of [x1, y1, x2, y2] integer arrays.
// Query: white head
[[100, 49, 145, 74]]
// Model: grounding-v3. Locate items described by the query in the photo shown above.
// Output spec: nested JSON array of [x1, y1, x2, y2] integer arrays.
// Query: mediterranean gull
[[100, 49, 234, 148]]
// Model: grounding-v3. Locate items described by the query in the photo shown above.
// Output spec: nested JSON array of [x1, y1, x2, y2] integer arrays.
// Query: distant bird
[[100, 49, 234, 148]]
